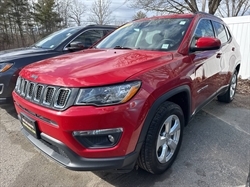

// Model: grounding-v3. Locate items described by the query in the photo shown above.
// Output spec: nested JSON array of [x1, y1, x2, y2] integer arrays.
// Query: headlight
[[0, 62, 14, 72], [75, 81, 141, 106]]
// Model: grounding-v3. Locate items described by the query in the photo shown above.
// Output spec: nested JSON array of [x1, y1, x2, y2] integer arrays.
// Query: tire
[[217, 70, 238, 103], [137, 101, 184, 174]]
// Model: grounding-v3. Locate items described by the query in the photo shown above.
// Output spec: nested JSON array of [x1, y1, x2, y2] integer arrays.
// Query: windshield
[[96, 18, 192, 51], [33, 27, 82, 49]]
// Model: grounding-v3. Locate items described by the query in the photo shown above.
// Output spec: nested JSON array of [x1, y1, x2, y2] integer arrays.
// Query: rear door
[[212, 21, 234, 88]]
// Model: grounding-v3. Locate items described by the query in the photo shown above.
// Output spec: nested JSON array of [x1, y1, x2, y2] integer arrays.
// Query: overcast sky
[[84, 0, 142, 24]]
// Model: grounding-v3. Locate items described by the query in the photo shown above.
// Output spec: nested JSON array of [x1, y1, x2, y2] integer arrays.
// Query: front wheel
[[137, 101, 184, 174], [217, 70, 238, 103]]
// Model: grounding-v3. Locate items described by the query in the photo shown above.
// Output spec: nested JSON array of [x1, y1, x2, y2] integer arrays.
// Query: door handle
[[216, 53, 222, 58], [232, 47, 235, 51]]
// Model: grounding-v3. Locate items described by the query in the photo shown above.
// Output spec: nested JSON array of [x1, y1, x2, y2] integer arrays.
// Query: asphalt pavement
[[0, 93, 249, 187]]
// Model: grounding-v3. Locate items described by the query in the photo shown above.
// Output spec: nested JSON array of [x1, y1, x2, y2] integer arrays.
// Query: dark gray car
[[0, 25, 116, 105]]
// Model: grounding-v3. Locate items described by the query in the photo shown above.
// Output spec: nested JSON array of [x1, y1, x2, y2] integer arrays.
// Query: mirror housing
[[191, 37, 221, 52], [68, 41, 85, 52]]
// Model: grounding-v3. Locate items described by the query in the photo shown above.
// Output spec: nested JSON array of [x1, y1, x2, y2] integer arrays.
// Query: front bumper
[[0, 97, 13, 105], [13, 90, 148, 171], [21, 127, 138, 171]]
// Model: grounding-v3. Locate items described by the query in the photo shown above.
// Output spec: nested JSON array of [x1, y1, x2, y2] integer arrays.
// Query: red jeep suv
[[13, 12, 241, 174]]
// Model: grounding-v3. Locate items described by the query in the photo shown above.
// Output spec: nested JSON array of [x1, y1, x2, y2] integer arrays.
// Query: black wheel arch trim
[[134, 85, 191, 157]]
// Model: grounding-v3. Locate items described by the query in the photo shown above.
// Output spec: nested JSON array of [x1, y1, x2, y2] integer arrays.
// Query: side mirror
[[68, 41, 85, 52], [191, 37, 221, 52]]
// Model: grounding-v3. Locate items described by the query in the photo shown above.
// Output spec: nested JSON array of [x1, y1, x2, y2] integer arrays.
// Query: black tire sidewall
[[218, 69, 238, 103], [148, 103, 184, 174]]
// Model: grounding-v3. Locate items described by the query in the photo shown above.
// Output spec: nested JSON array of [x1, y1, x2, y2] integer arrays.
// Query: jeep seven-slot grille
[[44, 87, 55, 104], [34, 85, 44, 102], [27, 82, 35, 99], [55, 89, 70, 107], [15, 77, 71, 109]]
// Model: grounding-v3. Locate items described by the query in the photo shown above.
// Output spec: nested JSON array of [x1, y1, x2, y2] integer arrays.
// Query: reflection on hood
[[0, 47, 51, 61]]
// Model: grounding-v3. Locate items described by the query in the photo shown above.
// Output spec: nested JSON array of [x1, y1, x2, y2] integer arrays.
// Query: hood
[[20, 49, 173, 87], [0, 47, 53, 61]]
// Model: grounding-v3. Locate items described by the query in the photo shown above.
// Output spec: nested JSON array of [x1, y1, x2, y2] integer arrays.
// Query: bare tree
[[55, 0, 72, 27], [56, 0, 87, 27], [88, 0, 113, 25], [113, 19, 127, 26], [68, 0, 87, 26], [218, 0, 250, 17], [201, 0, 206, 12], [126, 0, 222, 15], [133, 10, 147, 20]]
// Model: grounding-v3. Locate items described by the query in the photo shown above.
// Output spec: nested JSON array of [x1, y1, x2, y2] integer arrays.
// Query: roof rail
[[86, 24, 97, 26], [86, 24, 117, 27], [195, 11, 223, 21], [195, 11, 212, 16]]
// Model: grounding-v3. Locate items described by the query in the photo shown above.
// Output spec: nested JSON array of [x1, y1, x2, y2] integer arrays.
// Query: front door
[[190, 19, 221, 111]]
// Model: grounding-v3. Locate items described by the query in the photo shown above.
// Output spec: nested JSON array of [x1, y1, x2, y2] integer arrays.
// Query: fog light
[[108, 135, 115, 143], [73, 128, 123, 148]]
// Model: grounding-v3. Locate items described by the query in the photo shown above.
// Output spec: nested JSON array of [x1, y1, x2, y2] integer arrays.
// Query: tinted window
[[213, 21, 228, 44], [72, 30, 105, 48], [34, 27, 82, 49], [194, 19, 214, 38], [103, 29, 114, 36], [96, 18, 192, 51]]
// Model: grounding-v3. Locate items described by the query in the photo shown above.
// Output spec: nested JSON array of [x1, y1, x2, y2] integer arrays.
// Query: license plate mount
[[20, 113, 40, 139]]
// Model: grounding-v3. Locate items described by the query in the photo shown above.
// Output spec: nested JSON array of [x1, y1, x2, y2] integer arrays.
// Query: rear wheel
[[137, 101, 184, 174], [217, 70, 238, 103]]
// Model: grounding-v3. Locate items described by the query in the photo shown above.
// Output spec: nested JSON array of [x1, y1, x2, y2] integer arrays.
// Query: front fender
[[134, 85, 191, 155]]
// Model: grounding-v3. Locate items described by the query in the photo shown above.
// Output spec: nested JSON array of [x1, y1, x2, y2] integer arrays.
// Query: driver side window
[[191, 19, 215, 50], [194, 19, 215, 38]]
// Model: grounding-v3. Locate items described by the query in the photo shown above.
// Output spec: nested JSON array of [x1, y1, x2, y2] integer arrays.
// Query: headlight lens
[[75, 81, 141, 106], [0, 62, 14, 72]]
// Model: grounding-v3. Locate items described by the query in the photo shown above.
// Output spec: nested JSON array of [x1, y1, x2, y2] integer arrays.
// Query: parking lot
[[1, 93, 249, 187]]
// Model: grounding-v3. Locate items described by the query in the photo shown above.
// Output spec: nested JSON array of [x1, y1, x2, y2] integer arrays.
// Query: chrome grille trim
[[15, 76, 72, 110], [20, 79, 28, 96], [34, 84, 44, 102], [27, 82, 35, 99], [54, 88, 71, 109], [15, 77, 21, 92], [43, 86, 56, 106]]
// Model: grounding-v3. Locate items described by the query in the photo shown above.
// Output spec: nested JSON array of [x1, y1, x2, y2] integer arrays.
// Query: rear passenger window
[[213, 22, 228, 44], [194, 19, 214, 38]]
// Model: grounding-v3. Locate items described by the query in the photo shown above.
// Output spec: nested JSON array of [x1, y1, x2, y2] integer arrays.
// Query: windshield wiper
[[114, 46, 133, 50]]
